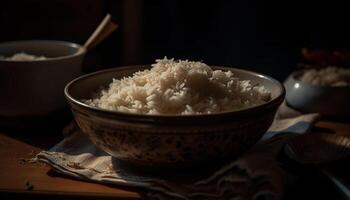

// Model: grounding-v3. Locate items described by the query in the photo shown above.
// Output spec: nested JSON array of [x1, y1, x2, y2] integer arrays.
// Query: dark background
[[1, 0, 349, 80], [0, 2, 349, 198]]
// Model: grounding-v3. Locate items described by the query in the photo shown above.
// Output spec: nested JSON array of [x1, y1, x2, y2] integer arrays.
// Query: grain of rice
[[0, 52, 46, 61], [300, 66, 350, 87], [87, 58, 271, 115]]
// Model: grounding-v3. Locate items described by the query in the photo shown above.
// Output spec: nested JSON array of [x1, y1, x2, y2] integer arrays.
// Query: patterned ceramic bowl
[[64, 66, 285, 168]]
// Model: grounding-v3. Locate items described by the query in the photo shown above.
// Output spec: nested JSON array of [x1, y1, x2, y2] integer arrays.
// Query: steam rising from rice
[[87, 58, 271, 115]]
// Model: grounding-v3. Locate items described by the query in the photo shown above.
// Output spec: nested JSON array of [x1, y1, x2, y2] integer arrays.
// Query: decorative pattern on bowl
[[73, 108, 276, 167]]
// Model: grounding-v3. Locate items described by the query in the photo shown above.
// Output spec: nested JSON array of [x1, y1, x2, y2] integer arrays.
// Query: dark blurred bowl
[[0, 40, 86, 117], [65, 66, 285, 168], [285, 70, 350, 116]]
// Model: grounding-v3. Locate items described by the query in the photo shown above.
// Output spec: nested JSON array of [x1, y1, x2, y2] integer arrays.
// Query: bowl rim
[[0, 40, 86, 62], [64, 65, 285, 119], [289, 69, 350, 89]]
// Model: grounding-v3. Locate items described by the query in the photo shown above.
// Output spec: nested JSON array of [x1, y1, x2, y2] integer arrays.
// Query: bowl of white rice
[[285, 67, 350, 116], [65, 58, 285, 168], [0, 40, 86, 118]]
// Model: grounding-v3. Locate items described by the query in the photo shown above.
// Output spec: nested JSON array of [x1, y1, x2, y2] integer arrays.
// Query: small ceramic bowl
[[285, 70, 350, 116], [65, 66, 285, 168], [0, 40, 86, 117]]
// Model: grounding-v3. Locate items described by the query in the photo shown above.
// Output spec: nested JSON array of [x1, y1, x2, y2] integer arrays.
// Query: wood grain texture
[[0, 131, 141, 199]]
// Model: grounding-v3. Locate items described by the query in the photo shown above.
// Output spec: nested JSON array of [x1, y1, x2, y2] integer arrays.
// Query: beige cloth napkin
[[36, 108, 319, 200]]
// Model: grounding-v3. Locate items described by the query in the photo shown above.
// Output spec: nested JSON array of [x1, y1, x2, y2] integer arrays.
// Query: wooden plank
[[0, 132, 141, 199], [316, 121, 350, 135]]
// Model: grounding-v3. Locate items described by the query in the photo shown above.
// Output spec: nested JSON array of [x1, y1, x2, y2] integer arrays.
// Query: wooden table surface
[[0, 125, 142, 199], [0, 120, 349, 199]]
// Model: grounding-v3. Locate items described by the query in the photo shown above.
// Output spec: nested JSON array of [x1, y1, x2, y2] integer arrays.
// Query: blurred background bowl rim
[[0, 40, 86, 62], [64, 65, 285, 119], [289, 70, 350, 89]]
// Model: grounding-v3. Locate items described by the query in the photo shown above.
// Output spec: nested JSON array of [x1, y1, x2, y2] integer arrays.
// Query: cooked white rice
[[87, 58, 271, 115], [300, 66, 350, 87], [0, 52, 46, 61]]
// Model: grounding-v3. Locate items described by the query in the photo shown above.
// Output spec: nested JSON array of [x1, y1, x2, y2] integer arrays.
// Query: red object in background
[[302, 48, 350, 67]]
